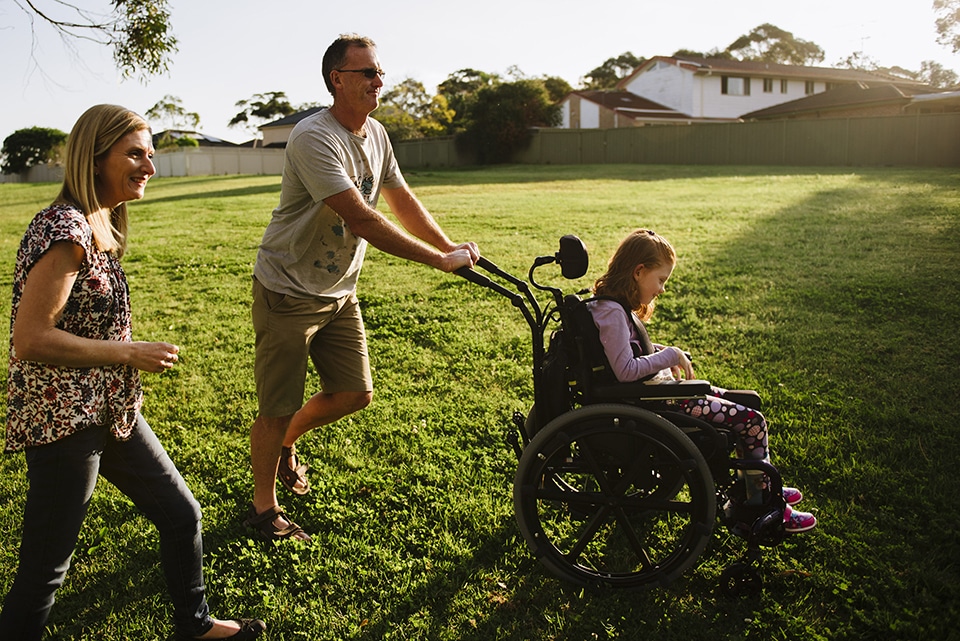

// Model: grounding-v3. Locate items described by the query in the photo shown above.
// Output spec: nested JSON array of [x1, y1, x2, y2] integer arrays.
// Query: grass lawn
[[0, 164, 958, 640]]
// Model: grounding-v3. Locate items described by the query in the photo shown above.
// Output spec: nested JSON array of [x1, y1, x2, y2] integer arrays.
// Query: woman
[[0, 105, 265, 640]]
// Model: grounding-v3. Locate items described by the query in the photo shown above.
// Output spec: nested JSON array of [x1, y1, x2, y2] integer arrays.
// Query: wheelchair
[[456, 235, 793, 596]]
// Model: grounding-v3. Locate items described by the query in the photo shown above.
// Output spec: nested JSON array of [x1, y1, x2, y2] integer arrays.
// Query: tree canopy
[[146, 95, 200, 130], [724, 23, 825, 65], [582, 52, 645, 89], [14, 0, 177, 81], [455, 78, 560, 164], [934, 0, 960, 52], [376, 78, 455, 142], [1, 127, 68, 174], [436, 68, 501, 133], [229, 92, 300, 137]]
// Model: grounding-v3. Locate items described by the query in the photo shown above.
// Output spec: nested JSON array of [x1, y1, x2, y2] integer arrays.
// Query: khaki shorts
[[252, 278, 372, 418]]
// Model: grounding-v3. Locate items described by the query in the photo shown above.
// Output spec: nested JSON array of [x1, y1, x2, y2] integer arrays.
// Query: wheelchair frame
[[457, 236, 791, 596]]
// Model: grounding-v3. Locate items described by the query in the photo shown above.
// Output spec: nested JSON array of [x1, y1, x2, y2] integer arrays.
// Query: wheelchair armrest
[[591, 379, 712, 401]]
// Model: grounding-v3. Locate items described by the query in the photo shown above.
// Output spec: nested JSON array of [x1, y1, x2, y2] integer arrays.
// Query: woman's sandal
[[243, 504, 311, 541], [176, 618, 267, 640], [278, 444, 310, 495]]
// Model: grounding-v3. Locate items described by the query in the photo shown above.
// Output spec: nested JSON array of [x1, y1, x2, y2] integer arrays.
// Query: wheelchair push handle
[[454, 256, 524, 303], [454, 256, 498, 286]]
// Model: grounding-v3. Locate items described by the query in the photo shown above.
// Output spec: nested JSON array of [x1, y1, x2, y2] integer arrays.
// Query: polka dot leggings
[[674, 386, 769, 462]]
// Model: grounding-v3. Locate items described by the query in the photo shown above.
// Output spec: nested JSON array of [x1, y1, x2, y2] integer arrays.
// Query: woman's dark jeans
[[0, 415, 214, 640]]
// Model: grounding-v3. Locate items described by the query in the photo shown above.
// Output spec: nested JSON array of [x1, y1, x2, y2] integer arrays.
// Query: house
[[152, 130, 239, 148], [903, 90, 960, 114], [258, 106, 326, 147], [741, 84, 939, 120], [557, 55, 931, 128], [561, 90, 718, 128]]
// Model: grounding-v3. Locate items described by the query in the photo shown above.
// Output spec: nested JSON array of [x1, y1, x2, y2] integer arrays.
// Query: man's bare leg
[[249, 391, 372, 536]]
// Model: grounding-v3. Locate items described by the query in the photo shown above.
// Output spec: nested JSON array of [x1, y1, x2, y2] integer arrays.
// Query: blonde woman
[[0, 105, 265, 640]]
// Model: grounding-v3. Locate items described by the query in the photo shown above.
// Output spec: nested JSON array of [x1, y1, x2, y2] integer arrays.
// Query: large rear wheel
[[514, 404, 715, 589]]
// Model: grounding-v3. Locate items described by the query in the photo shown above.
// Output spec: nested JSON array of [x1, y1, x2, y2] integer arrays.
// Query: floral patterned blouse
[[5, 204, 142, 452]]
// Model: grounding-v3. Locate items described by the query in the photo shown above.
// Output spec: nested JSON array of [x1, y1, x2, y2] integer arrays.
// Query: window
[[805, 81, 816, 95], [780, 79, 788, 93], [721, 76, 751, 96], [763, 78, 774, 93]]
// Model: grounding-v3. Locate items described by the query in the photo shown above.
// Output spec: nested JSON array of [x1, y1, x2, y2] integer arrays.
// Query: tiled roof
[[152, 130, 240, 147], [572, 90, 677, 114], [741, 84, 930, 119], [259, 106, 326, 129], [622, 55, 929, 89]]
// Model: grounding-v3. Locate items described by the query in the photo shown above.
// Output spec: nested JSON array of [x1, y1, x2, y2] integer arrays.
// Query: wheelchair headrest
[[557, 235, 589, 280]]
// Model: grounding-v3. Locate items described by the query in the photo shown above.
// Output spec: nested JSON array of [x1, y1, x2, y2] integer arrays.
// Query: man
[[244, 34, 479, 541]]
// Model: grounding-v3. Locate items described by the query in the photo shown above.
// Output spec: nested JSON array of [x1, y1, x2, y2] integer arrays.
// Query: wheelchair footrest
[[721, 499, 787, 547]]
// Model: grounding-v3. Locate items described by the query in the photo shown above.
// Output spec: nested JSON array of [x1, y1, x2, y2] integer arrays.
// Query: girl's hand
[[669, 346, 694, 380]]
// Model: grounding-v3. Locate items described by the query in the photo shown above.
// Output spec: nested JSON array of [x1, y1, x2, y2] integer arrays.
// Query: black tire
[[514, 404, 716, 590]]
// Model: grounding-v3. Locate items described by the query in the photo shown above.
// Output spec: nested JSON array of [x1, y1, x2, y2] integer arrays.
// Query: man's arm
[[323, 186, 477, 272], [381, 184, 455, 251]]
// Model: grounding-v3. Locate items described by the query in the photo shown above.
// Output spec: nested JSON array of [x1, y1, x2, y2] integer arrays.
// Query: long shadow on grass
[[690, 172, 960, 637]]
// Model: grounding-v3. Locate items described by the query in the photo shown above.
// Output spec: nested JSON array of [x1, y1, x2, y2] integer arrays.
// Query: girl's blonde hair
[[593, 229, 676, 321], [55, 104, 151, 258]]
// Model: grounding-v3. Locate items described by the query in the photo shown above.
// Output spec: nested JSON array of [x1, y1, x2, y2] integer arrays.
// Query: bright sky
[[1, 0, 955, 144]]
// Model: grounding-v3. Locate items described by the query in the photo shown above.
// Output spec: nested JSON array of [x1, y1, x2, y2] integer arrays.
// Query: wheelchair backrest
[[538, 295, 623, 427]]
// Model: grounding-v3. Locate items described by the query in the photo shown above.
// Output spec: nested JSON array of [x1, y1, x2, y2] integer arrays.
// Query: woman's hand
[[668, 346, 694, 380], [128, 341, 179, 373]]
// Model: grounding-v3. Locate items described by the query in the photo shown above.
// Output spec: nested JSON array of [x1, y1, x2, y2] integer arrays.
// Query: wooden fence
[[395, 112, 960, 169], [0, 147, 286, 183], [4, 113, 956, 184]]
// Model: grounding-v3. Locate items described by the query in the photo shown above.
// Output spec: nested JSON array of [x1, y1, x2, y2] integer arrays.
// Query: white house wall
[[626, 61, 834, 119], [624, 63, 693, 115], [699, 76, 831, 118], [581, 101, 601, 128]]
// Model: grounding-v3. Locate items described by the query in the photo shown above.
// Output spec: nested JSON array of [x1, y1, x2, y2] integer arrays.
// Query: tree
[[673, 48, 732, 60], [456, 79, 560, 164], [725, 23, 825, 65], [836, 51, 881, 70], [838, 55, 959, 89], [541, 75, 574, 103], [145, 95, 201, 149], [13, 0, 177, 81], [934, 0, 960, 52], [376, 78, 455, 141], [438, 68, 500, 132], [146, 95, 200, 130], [920, 60, 959, 88], [1, 127, 68, 174], [228, 92, 299, 138], [582, 52, 644, 89]]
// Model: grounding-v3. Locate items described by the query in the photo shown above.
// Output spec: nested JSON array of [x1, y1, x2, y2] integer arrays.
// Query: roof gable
[[618, 55, 929, 90], [259, 106, 326, 130]]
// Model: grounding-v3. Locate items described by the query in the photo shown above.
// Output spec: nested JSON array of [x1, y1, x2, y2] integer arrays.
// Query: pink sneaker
[[784, 505, 817, 533], [783, 487, 803, 506]]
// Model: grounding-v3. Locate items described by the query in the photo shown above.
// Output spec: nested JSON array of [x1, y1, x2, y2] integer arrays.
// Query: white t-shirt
[[253, 108, 405, 300]]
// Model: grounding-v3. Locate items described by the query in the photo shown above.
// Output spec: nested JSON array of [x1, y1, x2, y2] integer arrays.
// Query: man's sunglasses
[[336, 68, 385, 79]]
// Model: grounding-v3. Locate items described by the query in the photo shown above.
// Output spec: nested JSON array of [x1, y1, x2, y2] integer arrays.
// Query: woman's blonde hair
[[55, 104, 151, 258], [593, 229, 676, 321]]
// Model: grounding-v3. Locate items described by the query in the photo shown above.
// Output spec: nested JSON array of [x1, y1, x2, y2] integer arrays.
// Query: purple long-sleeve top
[[586, 299, 681, 383]]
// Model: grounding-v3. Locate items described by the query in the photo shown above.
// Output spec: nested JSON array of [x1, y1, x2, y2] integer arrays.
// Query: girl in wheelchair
[[588, 229, 816, 534]]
